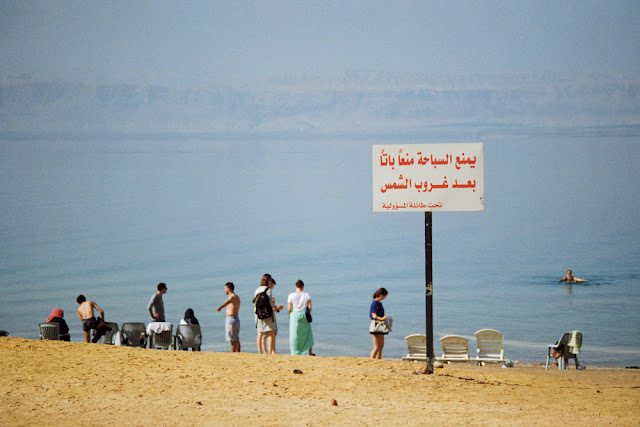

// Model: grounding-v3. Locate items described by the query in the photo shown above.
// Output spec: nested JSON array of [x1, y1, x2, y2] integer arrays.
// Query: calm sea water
[[1, 132, 639, 366]]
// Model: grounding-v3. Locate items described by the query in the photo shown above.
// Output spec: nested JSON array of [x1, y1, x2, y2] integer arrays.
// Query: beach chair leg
[[545, 355, 550, 370], [571, 355, 579, 369]]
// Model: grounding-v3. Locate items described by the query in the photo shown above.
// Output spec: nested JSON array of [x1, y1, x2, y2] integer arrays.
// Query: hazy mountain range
[[1, 72, 638, 136]]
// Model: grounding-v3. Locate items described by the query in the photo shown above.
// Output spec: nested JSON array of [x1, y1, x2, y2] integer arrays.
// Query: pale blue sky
[[1, 1, 638, 85]]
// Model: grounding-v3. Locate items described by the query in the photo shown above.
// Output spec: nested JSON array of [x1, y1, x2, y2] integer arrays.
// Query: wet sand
[[1, 337, 638, 426]]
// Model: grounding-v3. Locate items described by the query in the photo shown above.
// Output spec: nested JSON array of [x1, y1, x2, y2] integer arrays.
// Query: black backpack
[[253, 287, 273, 320]]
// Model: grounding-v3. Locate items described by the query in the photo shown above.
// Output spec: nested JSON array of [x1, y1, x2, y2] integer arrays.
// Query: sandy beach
[[1, 337, 638, 426]]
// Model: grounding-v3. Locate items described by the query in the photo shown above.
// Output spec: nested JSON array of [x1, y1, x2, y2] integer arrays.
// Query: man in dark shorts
[[76, 295, 108, 343]]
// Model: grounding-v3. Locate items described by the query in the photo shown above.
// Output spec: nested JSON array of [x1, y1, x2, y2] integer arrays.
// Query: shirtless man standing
[[76, 295, 107, 343], [216, 282, 241, 352], [558, 269, 588, 283]]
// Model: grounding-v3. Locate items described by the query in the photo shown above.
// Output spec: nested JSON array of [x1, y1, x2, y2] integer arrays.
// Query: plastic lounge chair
[[121, 322, 148, 348], [437, 335, 471, 364], [173, 324, 202, 351], [39, 323, 60, 340], [472, 329, 505, 366], [401, 334, 427, 361], [148, 323, 174, 350], [546, 332, 569, 370], [93, 322, 119, 344], [546, 331, 582, 370]]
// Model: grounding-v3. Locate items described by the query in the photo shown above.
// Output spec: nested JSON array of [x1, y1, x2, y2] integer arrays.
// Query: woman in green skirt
[[287, 280, 315, 356]]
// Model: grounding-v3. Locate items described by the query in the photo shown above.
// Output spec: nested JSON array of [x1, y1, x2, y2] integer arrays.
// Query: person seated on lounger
[[176, 308, 202, 351], [558, 270, 588, 283], [46, 308, 70, 341], [552, 340, 580, 369], [180, 308, 199, 326]]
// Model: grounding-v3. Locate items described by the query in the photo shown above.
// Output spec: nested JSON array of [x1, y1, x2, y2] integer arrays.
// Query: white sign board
[[373, 143, 484, 212]]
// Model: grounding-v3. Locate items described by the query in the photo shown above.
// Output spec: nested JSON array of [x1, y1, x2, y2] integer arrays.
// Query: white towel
[[147, 322, 173, 335], [112, 330, 123, 346], [568, 330, 582, 354]]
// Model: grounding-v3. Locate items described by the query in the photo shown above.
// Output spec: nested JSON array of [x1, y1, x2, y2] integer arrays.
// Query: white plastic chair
[[546, 331, 581, 370], [402, 334, 427, 361], [149, 323, 173, 350], [121, 322, 148, 348], [437, 335, 471, 364], [173, 324, 202, 351], [472, 329, 505, 365], [39, 323, 60, 340]]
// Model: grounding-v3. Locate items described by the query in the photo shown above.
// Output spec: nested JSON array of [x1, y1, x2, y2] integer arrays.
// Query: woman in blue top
[[369, 287, 388, 359]]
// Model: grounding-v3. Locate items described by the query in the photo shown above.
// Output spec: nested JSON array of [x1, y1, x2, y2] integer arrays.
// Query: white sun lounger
[[472, 329, 505, 366], [437, 335, 471, 364], [402, 334, 427, 361]]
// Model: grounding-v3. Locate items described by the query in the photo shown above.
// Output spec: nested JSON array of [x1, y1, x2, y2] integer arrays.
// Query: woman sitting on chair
[[46, 308, 70, 341], [177, 308, 200, 351], [180, 308, 199, 325]]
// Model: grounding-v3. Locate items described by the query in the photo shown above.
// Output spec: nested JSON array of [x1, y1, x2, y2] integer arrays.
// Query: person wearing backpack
[[254, 273, 283, 354]]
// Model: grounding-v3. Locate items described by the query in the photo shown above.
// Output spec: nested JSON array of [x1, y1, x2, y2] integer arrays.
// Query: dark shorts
[[82, 317, 99, 331]]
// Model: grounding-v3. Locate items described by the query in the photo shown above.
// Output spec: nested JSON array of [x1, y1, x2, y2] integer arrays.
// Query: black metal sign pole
[[425, 211, 434, 374]]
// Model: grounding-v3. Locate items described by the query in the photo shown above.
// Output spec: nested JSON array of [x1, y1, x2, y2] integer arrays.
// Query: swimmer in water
[[558, 269, 588, 283]]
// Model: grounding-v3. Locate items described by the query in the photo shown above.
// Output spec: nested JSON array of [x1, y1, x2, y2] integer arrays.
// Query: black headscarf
[[183, 308, 199, 325]]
